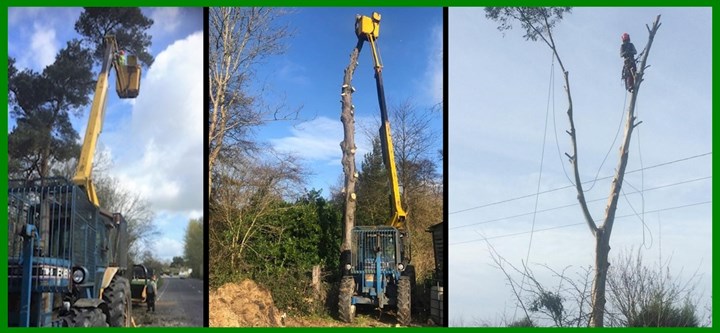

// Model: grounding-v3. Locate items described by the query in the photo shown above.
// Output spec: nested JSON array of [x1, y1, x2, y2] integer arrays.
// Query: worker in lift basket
[[117, 49, 127, 67]]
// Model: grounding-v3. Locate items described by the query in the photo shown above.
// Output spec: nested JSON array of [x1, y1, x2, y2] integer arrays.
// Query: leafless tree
[[356, 100, 443, 279], [94, 174, 157, 262], [606, 248, 702, 327], [487, 241, 594, 327], [388, 101, 442, 281], [208, 7, 295, 197], [488, 240, 704, 327], [390, 99, 441, 196], [485, 8, 663, 326], [209, 150, 305, 277]]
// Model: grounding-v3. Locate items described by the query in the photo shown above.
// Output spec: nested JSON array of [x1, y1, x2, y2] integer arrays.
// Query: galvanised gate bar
[[8, 177, 126, 326]]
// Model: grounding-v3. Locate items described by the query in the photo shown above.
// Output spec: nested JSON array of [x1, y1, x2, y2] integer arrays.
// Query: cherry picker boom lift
[[8, 35, 141, 327], [338, 12, 413, 326]]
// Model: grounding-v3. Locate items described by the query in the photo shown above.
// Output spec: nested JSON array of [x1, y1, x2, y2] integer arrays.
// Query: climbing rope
[[515, 51, 554, 319], [583, 90, 627, 192], [623, 96, 651, 249]]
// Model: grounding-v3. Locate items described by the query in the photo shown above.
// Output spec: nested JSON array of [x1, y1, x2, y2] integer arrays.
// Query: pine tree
[[355, 136, 390, 226]]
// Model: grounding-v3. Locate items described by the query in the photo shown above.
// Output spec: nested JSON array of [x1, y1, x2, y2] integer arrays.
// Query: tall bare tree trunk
[[486, 9, 662, 326], [588, 15, 662, 327], [339, 43, 362, 266]]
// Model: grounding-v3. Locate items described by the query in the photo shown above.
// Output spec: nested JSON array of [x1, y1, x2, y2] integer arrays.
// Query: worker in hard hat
[[620, 33, 637, 92]]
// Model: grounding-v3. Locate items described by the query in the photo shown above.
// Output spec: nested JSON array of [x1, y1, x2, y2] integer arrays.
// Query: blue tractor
[[338, 12, 414, 326], [8, 35, 140, 327], [8, 178, 131, 327], [339, 226, 412, 325]]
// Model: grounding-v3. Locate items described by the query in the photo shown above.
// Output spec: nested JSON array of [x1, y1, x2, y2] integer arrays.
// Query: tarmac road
[[133, 276, 204, 327]]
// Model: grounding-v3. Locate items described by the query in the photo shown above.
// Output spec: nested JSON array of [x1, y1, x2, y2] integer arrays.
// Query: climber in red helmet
[[620, 33, 637, 92]]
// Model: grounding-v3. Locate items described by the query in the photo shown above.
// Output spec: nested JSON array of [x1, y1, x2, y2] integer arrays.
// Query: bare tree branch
[[208, 7, 294, 197]]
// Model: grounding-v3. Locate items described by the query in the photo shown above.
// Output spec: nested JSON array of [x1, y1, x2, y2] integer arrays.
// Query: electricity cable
[[450, 175, 710, 230], [450, 152, 711, 215], [450, 200, 711, 245]]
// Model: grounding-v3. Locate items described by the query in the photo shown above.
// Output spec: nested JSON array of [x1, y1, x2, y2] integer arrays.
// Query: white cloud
[[424, 23, 443, 104], [107, 31, 204, 214], [29, 23, 58, 70], [9, 8, 82, 71], [152, 237, 185, 262], [270, 115, 374, 166], [271, 117, 343, 161], [150, 8, 181, 34], [187, 210, 203, 219]]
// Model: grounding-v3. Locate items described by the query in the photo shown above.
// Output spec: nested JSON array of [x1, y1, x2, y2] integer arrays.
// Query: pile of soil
[[209, 280, 284, 327]]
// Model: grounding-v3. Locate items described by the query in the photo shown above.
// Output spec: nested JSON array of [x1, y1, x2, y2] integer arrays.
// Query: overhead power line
[[450, 175, 710, 230], [450, 200, 711, 246], [450, 152, 711, 215]]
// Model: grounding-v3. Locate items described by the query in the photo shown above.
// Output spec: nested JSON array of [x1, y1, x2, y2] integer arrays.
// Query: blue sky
[[251, 7, 443, 196], [8, 7, 204, 262], [449, 7, 711, 325]]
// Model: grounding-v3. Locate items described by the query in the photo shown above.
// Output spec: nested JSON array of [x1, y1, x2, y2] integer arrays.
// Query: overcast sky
[[449, 7, 711, 326], [8, 7, 204, 261], [252, 7, 443, 196]]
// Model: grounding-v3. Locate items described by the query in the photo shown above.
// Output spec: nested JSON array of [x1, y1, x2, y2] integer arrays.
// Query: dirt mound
[[209, 280, 284, 327]]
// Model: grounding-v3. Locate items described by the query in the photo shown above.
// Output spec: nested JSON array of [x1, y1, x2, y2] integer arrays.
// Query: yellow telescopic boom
[[72, 35, 141, 206], [355, 12, 408, 231]]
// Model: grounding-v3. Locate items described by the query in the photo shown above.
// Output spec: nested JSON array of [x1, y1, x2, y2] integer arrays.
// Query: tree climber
[[620, 32, 637, 92]]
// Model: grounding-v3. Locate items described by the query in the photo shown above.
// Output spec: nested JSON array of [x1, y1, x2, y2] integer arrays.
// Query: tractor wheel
[[338, 276, 356, 323], [102, 275, 131, 326], [397, 276, 411, 326], [62, 307, 109, 327]]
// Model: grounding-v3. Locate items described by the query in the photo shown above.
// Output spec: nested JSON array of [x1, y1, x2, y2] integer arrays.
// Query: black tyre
[[397, 276, 411, 326], [102, 275, 131, 326], [338, 276, 356, 323], [62, 307, 109, 327]]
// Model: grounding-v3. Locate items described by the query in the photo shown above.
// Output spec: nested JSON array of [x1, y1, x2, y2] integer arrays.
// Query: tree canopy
[[9, 8, 156, 180], [8, 40, 94, 179], [74, 7, 155, 67], [184, 218, 204, 279], [485, 7, 572, 43]]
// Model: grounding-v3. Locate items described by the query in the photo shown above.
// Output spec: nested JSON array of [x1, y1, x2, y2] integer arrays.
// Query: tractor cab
[[347, 226, 407, 308]]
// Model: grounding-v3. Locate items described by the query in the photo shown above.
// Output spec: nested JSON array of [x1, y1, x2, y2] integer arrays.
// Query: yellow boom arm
[[72, 36, 141, 206], [356, 12, 408, 231]]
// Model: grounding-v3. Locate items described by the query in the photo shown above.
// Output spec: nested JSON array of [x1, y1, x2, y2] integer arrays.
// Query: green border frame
[[2, 2, 716, 330]]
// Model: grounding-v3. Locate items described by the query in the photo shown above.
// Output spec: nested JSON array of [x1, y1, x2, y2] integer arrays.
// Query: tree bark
[[588, 15, 662, 327], [339, 43, 362, 266]]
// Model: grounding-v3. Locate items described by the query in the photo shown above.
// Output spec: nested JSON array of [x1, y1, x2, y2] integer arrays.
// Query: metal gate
[[7, 178, 103, 326]]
